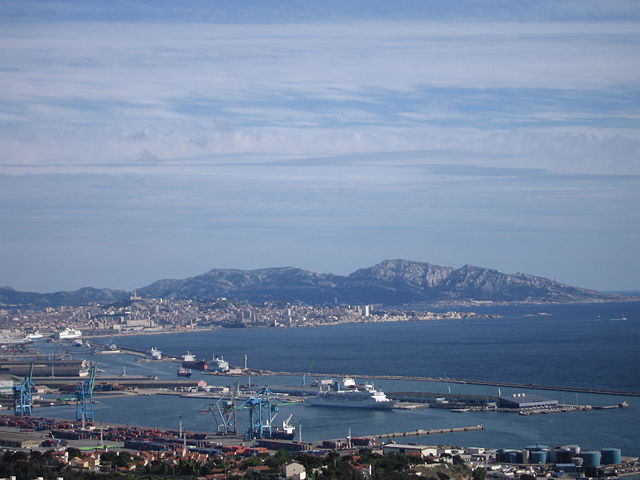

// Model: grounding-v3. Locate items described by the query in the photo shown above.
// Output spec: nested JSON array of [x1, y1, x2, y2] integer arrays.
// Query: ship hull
[[182, 360, 208, 370], [307, 396, 395, 409], [270, 431, 295, 440]]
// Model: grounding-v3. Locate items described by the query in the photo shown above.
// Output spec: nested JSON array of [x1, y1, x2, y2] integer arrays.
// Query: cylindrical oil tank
[[525, 444, 549, 452], [571, 457, 583, 467], [557, 449, 574, 464], [601, 448, 622, 465], [530, 451, 548, 464], [564, 445, 581, 455], [506, 451, 520, 463], [581, 451, 601, 468], [521, 450, 530, 464]]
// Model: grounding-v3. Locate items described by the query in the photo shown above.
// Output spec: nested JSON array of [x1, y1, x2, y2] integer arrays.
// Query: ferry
[[306, 377, 395, 410], [25, 331, 44, 340], [57, 328, 82, 339], [148, 347, 162, 360], [209, 355, 229, 372]]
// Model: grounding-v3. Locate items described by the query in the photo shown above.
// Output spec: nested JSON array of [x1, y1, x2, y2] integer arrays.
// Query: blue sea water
[[35, 302, 640, 455]]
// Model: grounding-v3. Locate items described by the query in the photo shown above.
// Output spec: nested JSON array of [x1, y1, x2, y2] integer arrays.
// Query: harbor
[[1, 305, 639, 456]]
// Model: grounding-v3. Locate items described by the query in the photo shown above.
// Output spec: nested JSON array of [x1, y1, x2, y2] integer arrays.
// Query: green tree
[[266, 448, 292, 468], [473, 468, 487, 480]]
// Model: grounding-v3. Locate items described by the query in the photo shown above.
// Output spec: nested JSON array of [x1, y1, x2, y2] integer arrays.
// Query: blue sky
[[1, 1, 639, 292]]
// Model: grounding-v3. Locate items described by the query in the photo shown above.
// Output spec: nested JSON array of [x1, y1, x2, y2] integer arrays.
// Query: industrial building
[[498, 393, 558, 409], [383, 443, 438, 458], [0, 429, 42, 448]]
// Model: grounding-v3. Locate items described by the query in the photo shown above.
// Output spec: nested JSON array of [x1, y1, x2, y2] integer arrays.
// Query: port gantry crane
[[241, 387, 297, 440], [13, 363, 35, 416], [200, 380, 240, 435], [74, 365, 97, 425]]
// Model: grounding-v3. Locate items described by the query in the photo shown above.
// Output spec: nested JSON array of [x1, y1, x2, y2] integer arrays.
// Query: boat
[[208, 355, 229, 372], [148, 347, 162, 360], [181, 352, 208, 370], [268, 414, 296, 440], [177, 367, 193, 377], [57, 328, 82, 339], [25, 331, 44, 340], [306, 377, 395, 409]]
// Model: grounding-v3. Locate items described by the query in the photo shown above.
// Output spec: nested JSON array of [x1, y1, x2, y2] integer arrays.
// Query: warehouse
[[498, 393, 558, 409], [0, 430, 42, 448], [383, 443, 438, 458]]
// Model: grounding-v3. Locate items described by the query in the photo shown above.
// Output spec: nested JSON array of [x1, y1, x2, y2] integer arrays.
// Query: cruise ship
[[57, 328, 82, 339], [306, 377, 395, 409]]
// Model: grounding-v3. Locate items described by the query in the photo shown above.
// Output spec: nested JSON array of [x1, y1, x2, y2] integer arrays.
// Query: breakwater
[[265, 370, 640, 397]]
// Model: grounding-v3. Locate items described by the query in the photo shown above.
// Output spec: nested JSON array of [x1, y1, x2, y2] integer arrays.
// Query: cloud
[[1, 20, 639, 177], [1, 9, 639, 291]]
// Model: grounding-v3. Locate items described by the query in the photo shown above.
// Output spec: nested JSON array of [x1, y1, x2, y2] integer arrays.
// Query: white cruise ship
[[57, 327, 82, 339], [306, 377, 395, 410]]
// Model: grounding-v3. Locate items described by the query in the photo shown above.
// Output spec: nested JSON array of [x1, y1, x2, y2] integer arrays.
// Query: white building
[[282, 461, 306, 480], [383, 443, 438, 458]]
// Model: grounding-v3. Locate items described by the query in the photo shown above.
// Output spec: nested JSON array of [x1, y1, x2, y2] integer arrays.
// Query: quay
[[33, 376, 200, 389], [373, 424, 485, 440], [266, 370, 640, 397]]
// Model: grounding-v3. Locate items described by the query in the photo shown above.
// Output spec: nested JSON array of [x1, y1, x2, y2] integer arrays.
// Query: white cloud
[[0, 19, 639, 176]]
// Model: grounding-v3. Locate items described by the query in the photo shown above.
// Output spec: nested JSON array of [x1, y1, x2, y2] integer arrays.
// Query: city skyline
[[1, 1, 639, 292]]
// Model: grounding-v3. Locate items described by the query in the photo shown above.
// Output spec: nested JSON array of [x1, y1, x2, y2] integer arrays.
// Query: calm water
[[36, 302, 640, 455]]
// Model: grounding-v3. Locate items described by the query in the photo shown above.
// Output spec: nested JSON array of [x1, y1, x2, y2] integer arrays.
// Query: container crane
[[13, 363, 34, 416], [240, 387, 297, 440], [200, 381, 240, 435], [74, 365, 97, 424]]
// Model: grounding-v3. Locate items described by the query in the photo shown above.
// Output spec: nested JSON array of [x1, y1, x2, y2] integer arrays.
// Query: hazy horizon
[[1, 1, 639, 292]]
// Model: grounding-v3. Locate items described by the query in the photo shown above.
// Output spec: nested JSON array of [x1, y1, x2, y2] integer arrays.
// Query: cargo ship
[[249, 414, 296, 440], [181, 352, 208, 370], [307, 377, 395, 409], [177, 367, 192, 377], [270, 414, 296, 440]]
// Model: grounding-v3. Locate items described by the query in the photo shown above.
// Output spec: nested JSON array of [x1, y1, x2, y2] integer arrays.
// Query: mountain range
[[0, 260, 621, 308]]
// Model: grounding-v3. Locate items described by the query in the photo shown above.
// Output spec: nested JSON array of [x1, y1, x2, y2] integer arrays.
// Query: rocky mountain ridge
[[0, 259, 620, 308]]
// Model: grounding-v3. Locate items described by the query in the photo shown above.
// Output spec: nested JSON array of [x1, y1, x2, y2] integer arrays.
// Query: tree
[[473, 468, 487, 480], [266, 449, 292, 468], [66, 447, 83, 459]]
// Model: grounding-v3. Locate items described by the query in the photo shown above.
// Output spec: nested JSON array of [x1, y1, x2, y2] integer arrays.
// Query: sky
[[1, 1, 639, 293]]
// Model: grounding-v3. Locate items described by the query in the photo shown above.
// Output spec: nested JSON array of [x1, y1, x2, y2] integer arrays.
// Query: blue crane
[[240, 387, 297, 440], [13, 363, 34, 416], [74, 365, 97, 424]]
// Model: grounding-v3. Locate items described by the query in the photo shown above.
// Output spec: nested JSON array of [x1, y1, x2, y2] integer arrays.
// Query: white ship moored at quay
[[306, 377, 395, 409], [57, 327, 83, 339]]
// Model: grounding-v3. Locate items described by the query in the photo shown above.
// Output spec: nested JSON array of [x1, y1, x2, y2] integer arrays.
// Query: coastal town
[[0, 412, 638, 480], [0, 291, 498, 340]]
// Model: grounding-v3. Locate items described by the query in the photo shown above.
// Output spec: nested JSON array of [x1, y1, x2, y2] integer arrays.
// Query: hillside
[[0, 260, 620, 308]]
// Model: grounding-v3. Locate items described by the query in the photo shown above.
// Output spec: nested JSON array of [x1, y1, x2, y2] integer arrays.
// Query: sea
[[35, 301, 640, 455]]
